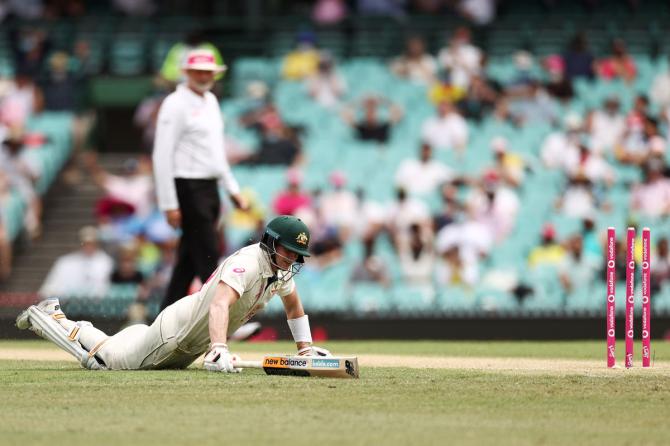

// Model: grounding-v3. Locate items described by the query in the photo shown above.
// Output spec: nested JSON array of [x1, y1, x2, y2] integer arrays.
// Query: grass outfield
[[0, 340, 669, 446]]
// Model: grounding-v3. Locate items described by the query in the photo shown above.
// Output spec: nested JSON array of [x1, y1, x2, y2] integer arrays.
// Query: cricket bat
[[234, 355, 359, 379]]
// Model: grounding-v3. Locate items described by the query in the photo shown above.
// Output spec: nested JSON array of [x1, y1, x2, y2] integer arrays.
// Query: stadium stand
[[3, 0, 670, 331]]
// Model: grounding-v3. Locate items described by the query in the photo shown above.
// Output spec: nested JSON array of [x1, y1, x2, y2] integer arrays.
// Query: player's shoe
[[16, 297, 65, 330]]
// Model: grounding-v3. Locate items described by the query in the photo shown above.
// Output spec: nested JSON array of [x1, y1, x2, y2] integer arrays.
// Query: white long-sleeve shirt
[[152, 84, 240, 211]]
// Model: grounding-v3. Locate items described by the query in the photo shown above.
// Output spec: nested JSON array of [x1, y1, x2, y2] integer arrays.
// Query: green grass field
[[1, 340, 669, 446]]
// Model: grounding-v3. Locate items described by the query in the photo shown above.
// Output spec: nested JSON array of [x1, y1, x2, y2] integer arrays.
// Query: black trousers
[[161, 178, 221, 310]]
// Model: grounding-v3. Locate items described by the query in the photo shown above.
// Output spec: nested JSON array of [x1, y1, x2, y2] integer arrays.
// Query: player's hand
[[230, 193, 249, 211], [165, 209, 181, 229], [297, 346, 332, 357], [203, 343, 241, 373]]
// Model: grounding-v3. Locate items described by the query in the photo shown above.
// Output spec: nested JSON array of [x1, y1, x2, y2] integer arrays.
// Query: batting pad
[[27, 306, 103, 370]]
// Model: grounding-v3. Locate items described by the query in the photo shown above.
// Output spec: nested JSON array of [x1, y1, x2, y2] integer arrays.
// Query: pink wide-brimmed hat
[[182, 49, 227, 73]]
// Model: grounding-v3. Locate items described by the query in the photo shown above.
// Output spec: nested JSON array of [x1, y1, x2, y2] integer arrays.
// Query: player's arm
[[281, 288, 331, 357], [204, 281, 242, 373], [208, 281, 240, 345], [280, 288, 308, 349]]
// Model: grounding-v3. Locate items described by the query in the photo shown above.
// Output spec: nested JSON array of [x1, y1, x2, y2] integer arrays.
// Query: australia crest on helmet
[[296, 232, 309, 246]]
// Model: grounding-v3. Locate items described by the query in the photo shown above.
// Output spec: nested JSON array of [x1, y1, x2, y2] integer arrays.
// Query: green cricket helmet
[[261, 215, 311, 269]]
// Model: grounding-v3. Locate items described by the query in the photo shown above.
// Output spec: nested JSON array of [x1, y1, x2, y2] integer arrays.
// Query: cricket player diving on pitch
[[16, 215, 331, 372]]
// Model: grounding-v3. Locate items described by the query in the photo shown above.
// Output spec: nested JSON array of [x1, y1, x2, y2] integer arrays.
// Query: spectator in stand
[[472, 170, 520, 243], [527, 224, 567, 270], [40, 51, 77, 112], [557, 174, 598, 220], [272, 169, 312, 216], [111, 241, 145, 286], [239, 101, 304, 166], [437, 27, 483, 90], [354, 188, 387, 241], [614, 95, 651, 164], [350, 237, 391, 287], [9, 27, 50, 78], [300, 198, 342, 268], [433, 182, 461, 232], [143, 236, 178, 300], [0, 127, 42, 239], [435, 245, 478, 288], [596, 39, 636, 83], [544, 54, 574, 102], [459, 73, 499, 121], [651, 57, 670, 112], [508, 80, 560, 127], [342, 95, 403, 144], [580, 215, 602, 262], [559, 234, 599, 294], [488, 137, 525, 187], [587, 96, 626, 155], [490, 97, 514, 126], [395, 142, 453, 197], [397, 222, 436, 294], [507, 50, 536, 92], [630, 158, 670, 218], [617, 119, 663, 167], [563, 32, 595, 81], [71, 39, 98, 78], [563, 144, 616, 187], [319, 171, 359, 240], [420, 100, 469, 153], [281, 31, 320, 81], [243, 126, 303, 167], [456, 0, 496, 26], [435, 199, 494, 263], [0, 71, 43, 128], [541, 113, 583, 170], [312, 0, 348, 25], [39, 226, 113, 298], [87, 155, 155, 220], [386, 188, 432, 246], [390, 36, 437, 85], [306, 52, 346, 108]]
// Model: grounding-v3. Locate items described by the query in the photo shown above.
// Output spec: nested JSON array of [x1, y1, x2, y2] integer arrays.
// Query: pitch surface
[[1, 340, 668, 446]]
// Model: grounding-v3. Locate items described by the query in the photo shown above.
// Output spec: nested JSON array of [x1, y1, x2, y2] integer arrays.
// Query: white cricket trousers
[[76, 299, 204, 370]]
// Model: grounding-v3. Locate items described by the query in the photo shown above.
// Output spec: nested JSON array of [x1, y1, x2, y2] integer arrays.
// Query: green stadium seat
[[436, 286, 477, 314], [392, 284, 436, 314], [349, 283, 394, 315]]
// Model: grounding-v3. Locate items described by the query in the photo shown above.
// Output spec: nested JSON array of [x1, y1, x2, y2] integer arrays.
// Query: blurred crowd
[[223, 24, 670, 306], [4, 2, 670, 316]]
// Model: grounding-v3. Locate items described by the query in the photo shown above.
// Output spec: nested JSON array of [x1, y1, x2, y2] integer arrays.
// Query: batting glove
[[203, 343, 241, 373], [297, 346, 332, 357]]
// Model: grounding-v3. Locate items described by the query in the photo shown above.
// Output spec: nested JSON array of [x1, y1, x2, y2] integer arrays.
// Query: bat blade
[[261, 356, 359, 379]]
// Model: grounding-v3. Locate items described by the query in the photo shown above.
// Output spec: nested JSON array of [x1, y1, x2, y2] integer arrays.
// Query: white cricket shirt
[[168, 243, 295, 354], [152, 84, 240, 211]]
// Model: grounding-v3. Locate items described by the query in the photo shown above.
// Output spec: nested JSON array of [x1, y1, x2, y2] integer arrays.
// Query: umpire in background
[[153, 48, 248, 310]]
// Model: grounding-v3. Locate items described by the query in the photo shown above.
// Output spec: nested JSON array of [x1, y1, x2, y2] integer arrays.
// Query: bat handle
[[233, 360, 263, 369]]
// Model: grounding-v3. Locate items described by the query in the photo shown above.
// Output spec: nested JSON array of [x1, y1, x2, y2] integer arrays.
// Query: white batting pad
[[27, 306, 103, 370]]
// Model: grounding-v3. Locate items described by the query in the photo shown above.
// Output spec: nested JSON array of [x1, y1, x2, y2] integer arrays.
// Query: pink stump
[[606, 228, 617, 368], [641, 228, 651, 367], [625, 228, 636, 368]]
